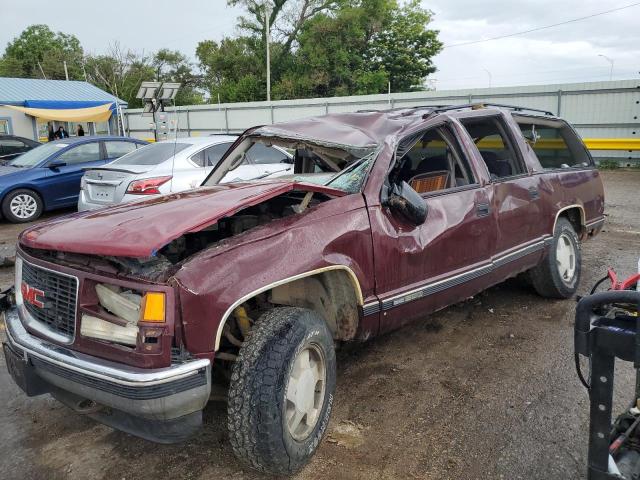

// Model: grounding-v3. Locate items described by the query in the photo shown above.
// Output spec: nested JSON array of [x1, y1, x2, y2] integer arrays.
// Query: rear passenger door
[[458, 114, 546, 259], [43, 141, 105, 207]]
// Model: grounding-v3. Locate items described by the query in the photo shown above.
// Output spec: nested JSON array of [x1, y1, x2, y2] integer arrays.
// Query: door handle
[[476, 203, 490, 217], [528, 187, 540, 200]]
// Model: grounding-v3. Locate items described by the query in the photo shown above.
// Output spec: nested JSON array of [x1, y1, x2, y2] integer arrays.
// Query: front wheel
[[2, 189, 43, 223], [227, 307, 336, 475], [529, 217, 581, 298]]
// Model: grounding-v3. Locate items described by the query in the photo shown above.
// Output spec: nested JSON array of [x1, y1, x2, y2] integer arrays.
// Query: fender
[[213, 265, 364, 351], [552, 204, 586, 235]]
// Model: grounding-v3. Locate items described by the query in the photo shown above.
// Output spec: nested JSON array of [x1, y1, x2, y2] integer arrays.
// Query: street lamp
[[483, 68, 492, 88], [264, 1, 273, 102], [598, 54, 614, 81]]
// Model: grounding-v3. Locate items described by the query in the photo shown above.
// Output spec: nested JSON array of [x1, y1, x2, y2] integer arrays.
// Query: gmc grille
[[21, 261, 78, 338]]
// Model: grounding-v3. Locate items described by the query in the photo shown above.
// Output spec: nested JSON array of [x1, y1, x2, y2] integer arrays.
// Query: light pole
[[483, 68, 492, 88], [264, 2, 272, 102], [598, 54, 614, 81]]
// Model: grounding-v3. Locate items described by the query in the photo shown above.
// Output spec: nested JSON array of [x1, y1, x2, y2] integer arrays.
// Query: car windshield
[[9, 141, 70, 168], [204, 135, 376, 193], [110, 142, 190, 166], [325, 153, 376, 193]]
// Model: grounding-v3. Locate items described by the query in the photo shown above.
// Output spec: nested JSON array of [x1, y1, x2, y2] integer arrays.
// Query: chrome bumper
[[4, 308, 211, 421]]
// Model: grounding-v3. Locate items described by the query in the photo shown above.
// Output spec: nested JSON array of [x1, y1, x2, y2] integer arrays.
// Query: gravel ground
[[1, 171, 639, 480]]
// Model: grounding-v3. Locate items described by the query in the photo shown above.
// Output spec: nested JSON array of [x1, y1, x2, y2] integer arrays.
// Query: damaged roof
[[253, 109, 431, 150]]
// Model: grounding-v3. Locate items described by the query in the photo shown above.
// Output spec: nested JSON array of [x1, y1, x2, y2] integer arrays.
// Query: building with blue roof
[[0, 77, 127, 141]]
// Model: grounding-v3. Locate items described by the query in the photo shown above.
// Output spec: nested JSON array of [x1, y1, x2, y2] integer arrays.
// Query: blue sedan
[[0, 136, 147, 223]]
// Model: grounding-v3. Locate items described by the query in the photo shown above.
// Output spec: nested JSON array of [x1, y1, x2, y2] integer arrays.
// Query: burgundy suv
[[3, 104, 604, 475]]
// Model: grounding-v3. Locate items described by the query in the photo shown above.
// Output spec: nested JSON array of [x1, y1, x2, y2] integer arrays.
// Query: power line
[[443, 2, 640, 49]]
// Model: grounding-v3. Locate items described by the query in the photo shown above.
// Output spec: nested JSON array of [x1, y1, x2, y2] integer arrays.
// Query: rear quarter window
[[516, 118, 593, 170]]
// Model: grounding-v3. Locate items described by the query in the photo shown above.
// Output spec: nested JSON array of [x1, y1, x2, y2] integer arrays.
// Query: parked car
[[0, 136, 147, 223], [0, 134, 40, 163], [78, 136, 293, 210], [3, 104, 605, 475]]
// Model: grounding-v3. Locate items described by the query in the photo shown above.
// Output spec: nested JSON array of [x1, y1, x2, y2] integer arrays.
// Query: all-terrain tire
[[2, 189, 43, 223], [529, 217, 581, 299], [227, 307, 336, 475]]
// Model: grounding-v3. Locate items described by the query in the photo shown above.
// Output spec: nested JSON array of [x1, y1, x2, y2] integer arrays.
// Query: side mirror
[[47, 160, 67, 169], [385, 181, 428, 225]]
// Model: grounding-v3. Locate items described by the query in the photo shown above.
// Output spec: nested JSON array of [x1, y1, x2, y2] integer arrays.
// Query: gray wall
[[123, 79, 640, 164]]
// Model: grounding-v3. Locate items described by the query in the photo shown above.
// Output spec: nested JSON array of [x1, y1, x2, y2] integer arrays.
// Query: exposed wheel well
[[215, 267, 362, 351], [555, 206, 585, 238]]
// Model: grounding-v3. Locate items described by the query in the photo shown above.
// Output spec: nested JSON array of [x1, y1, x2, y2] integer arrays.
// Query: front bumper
[[3, 307, 211, 442]]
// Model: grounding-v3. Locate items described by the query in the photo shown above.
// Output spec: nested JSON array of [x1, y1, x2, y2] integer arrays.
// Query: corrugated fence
[[123, 79, 640, 164]]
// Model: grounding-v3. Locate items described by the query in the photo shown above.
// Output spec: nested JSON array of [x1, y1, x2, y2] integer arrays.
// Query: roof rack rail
[[477, 103, 555, 116], [421, 102, 555, 119], [356, 104, 449, 114]]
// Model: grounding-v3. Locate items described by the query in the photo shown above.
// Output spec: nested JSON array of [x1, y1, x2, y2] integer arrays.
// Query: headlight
[[80, 283, 165, 346]]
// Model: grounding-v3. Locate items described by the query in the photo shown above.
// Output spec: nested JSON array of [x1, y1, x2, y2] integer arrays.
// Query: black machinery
[[575, 285, 640, 479]]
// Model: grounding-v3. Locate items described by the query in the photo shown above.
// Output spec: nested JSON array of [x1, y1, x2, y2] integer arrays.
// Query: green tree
[[84, 44, 155, 108], [219, 0, 442, 100], [196, 36, 266, 102], [151, 49, 203, 105], [366, 0, 442, 91], [0, 24, 84, 79]]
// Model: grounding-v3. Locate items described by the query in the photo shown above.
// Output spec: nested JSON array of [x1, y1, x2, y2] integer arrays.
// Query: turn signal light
[[141, 292, 166, 322], [126, 176, 172, 195]]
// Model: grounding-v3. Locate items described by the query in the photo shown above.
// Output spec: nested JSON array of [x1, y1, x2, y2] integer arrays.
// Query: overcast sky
[[1, 0, 638, 91]]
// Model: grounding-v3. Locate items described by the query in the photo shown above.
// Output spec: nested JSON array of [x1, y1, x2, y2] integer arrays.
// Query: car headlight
[[80, 283, 165, 346]]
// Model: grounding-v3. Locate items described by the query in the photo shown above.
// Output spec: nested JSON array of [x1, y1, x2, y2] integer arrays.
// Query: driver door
[[368, 122, 497, 333]]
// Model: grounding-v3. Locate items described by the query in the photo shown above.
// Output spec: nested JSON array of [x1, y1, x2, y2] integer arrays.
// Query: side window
[[0, 139, 27, 156], [459, 116, 526, 179], [516, 119, 593, 169], [57, 142, 101, 165], [392, 125, 476, 194], [105, 141, 138, 159], [246, 143, 291, 164], [191, 142, 233, 167]]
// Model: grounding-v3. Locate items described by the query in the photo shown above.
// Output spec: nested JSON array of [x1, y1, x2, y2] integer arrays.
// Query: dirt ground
[[1, 171, 639, 480]]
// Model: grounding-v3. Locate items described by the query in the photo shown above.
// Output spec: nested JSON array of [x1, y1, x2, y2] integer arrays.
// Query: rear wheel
[[2, 189, 43, 223], [530, 217, 581, 298], [227, 307, 336, 475]]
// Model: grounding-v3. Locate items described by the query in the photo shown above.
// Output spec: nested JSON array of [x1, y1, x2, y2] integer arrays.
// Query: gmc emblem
[[21, 282, 45, 308]]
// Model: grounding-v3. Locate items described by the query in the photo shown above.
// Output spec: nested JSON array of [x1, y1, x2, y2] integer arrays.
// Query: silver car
[[78, 136, 293, 211]]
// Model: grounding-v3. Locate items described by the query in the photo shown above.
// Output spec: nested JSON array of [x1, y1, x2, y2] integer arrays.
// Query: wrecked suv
[[2, 104, 604, 475]]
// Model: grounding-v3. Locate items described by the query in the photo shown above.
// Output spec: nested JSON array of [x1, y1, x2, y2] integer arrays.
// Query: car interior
[[391, 126, 476, 194], [459, 116, 526, 179]]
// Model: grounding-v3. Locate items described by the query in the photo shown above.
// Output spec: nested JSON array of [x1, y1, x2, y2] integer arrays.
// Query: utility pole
[[37, 62, 47, 80], [598, 54, 614, 81], [264, 2, 272, 102], [63, 61, 69, 81]]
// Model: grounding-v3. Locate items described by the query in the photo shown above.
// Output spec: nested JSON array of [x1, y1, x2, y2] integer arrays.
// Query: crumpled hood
[[20, 180, 344, 258]]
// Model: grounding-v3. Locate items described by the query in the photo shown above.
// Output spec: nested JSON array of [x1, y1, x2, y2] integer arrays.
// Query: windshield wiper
[[250, 167, 291, 180]]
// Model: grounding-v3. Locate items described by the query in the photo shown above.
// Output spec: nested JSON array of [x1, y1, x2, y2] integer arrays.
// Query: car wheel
[[2, 189, 43, 223], [227, 307, 336, 475], [529, 217, 581, 298]]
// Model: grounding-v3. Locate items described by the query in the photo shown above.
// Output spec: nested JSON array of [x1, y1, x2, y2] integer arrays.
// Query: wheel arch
[[214, 265, 364, 351], [1, 185, 45, 212], [553, 204, 586, 238]]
